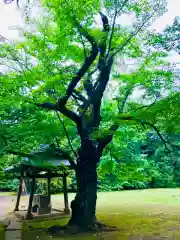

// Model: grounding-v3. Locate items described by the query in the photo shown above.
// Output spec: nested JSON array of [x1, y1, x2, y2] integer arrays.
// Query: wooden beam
[[14, 177, 23, 212], [26, 176, 35, 220], [23, 173, 65, 179], [47, 174, 51, 207], [63, 174, 70, 214]]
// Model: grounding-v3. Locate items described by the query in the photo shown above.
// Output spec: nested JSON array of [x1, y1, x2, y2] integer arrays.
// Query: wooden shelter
[[6, 146, 72, 220]]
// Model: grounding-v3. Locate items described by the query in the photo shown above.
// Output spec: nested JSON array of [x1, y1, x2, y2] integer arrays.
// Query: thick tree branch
[[83, 77, 94, 98], [27, 101, 80, 124], [87, 57, 114, 130], [92, 62, 113, 127], [57, 46, 98, 106], [99, 12, 110, 32], [73, 90, 88, 104], [56, 15, 101, 108], [82, 11, 110, 101], [55, 103, 81, 124], [30, 101, 57, 110], [80, 56, 113, 131], [55, 12, 110, 131], [57, 12, 110, 122], [97, 12, 110, 70], [80, 35, 87, 60], [94, 58, 114, 102]]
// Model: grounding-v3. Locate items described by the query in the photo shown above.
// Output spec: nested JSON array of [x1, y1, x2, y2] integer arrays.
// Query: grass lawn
[[23, 189, 180, 240], [0, 225, 5, 240], [0, 192, 15, 197]]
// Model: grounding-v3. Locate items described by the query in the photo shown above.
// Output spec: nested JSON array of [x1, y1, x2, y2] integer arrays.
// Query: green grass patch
[[22, 189, 180, 240], [0, 225, 5, 240], [23, 217, 69, 231], [0, 192, 15, 196]]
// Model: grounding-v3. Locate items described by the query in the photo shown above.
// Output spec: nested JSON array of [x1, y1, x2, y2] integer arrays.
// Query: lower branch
[[27, 101, 81, 125]]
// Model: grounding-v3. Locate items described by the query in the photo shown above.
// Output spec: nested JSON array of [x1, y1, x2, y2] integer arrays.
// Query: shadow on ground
[[21, 189, 180, 240]]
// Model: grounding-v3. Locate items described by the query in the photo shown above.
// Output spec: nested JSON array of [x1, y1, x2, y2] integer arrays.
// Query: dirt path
[[0, 196, 16, 218], [0, 195, 29, 218]]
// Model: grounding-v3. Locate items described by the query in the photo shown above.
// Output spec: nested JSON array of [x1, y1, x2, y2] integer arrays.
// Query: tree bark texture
[[68, 140, 99, 229]]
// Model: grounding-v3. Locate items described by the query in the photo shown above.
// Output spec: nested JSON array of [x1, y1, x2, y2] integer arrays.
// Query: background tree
[[152, 16, 180, 54]]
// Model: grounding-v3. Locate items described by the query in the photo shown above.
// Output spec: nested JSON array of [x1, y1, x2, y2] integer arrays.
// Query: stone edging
[[5, 215, 22, 240]]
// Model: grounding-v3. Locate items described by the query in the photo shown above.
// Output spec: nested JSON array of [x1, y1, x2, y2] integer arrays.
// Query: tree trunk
[[68, 141, 99, 229]]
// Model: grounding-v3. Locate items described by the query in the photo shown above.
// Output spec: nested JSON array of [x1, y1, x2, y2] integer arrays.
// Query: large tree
[[1, 0, 178, 231]]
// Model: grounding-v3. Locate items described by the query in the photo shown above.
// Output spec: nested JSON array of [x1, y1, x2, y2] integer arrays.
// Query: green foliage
[[152, 16, 180, 54], [0, 0, 179, 195]]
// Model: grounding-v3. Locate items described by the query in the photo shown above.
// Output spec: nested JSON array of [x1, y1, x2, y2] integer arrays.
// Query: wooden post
[[26, 176, 35, 220], [63, 174, 70, 214], [14, 177, 23, 212], [47, 175, 51, 207]]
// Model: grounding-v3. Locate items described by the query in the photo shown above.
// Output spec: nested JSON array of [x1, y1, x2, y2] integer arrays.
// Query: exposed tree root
[[46, 221, 118, 236]]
